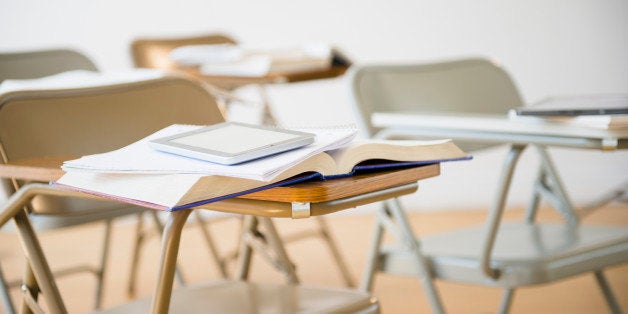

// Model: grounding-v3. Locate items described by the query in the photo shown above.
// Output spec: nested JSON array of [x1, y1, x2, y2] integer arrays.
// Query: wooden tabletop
[[0, 156, 68, 182], [241, 164, 439, 203], [0, 157, 439, 206], [178, 64, 349, 90]]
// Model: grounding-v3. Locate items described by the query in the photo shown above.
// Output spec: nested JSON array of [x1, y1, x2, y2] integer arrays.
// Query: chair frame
[[349, 58, 627, 314], [0, 74, 227, 311], [1, 48, 113, 312]]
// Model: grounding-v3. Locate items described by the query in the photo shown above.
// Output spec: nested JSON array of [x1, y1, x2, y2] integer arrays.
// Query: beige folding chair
[[0, 48, 146, 313], [130, 33, 356, 287], [349, 58, 628, 313], [0, 75, 379, 314], [0, 49, 98, 82]]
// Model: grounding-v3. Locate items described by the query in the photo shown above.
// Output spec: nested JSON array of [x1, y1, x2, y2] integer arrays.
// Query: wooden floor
[[1, 205, 627, 313]]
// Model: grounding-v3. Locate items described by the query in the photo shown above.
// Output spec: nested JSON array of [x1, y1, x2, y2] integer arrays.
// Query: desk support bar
[[529, 145, 579, 225], [481, 144, 526, 279]]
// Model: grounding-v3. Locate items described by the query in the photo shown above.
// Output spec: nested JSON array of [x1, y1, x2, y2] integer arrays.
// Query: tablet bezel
[[148, 122, 315, 165]]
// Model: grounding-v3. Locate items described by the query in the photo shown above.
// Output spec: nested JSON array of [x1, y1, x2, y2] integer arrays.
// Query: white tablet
[[148, 122, 315, 165]]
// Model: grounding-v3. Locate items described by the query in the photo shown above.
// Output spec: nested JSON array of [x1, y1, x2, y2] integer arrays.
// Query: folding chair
[[0, 48, 97, 82], [0, 48, 146, 312], [349, 58, 628, 313], [0, 75, 381, 313]]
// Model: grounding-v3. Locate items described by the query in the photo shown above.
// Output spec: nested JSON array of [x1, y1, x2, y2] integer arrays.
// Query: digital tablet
[[148, 122, 315, 165]]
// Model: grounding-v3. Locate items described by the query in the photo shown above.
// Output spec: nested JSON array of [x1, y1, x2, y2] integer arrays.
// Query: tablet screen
[[169, 123, 303, 154]]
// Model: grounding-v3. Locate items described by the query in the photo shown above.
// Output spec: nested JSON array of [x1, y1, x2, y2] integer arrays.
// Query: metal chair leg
[[126, 212, 145, 298], [594, 271, 623, 314], [534, 145, 579, 225], [0, 261, 16, 314], [525, 167, 545, 223], [313, 216, 355, 287], [235, 216, 300, 284], [388, 198, 445, 314], [13, 210, 66, 314], [235, 216, 256, 281], [93, 219, 113, 309], [498, 289, 514, 314], [258, 217, 299, 284], [193, 211, 229, 278], [359, 205, 386, 292], [360, 199, 445, 313]]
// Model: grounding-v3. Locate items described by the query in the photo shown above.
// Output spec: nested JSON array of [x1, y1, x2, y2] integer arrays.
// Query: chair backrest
[[0, 49, 98, 82], [0, 76, 225, 213], [130, 33, 237, 69], [0, 48, 101, 210], [349, 58, 524, 151]]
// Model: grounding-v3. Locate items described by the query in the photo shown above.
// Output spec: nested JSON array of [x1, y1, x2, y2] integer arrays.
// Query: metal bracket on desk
[[291, 202, 311, 219], [602, 138, 619, 150]]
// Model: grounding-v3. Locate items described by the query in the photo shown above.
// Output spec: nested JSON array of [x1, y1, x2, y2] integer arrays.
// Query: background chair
[[0, 49, 98, 82], [0, 75, 379, 314], [349, 58, 628, 313], [129, 33, 356, 287], [0, 48, 145, 313]]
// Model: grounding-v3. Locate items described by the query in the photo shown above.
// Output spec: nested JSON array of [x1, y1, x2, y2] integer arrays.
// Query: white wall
[[2, 0, 627, 211]]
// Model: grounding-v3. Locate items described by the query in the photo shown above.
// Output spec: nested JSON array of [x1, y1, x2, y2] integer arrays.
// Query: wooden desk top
[[0, 157, 68, 182], [178, 64, 349, 90], [372, 112, 628, 150], [241, 165, 439, 203], [0, 157, 439, 207]]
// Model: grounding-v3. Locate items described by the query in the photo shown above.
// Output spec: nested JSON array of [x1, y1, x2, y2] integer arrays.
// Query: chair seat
[[379, 222, 628, 288], [96, 280, 379, 314]]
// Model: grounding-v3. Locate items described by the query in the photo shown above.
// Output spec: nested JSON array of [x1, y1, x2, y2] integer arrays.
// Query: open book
[[56, 125, 470, 211]]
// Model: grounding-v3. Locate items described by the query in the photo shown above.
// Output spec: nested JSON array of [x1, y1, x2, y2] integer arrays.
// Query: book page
[[56, 172, 202, 209], [326, 139, 469, 174]]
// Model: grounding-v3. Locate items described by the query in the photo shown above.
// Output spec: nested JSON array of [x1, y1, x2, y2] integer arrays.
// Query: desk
[[0, 159, 439, 313], [175, 62, 349, 125], [178, 64, 349, 91], [372, 112, 628, 150], [360, 112, 628, 313], [372, 112, 628, 217], [371, 112, 628, 276]]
